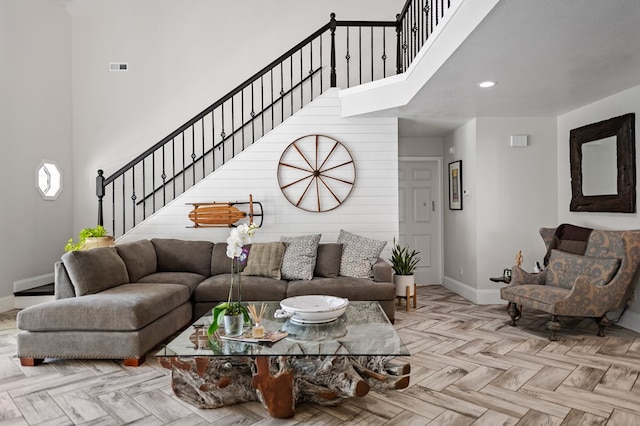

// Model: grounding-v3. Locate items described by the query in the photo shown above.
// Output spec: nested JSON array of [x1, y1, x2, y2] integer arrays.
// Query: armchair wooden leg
[[507, 303, 521, 326], [547, 315, 561, 341], [595, 316, 609, 337]]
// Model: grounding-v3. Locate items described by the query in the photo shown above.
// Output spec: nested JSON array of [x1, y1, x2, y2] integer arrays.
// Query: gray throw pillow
[[337, 230, 387, 279], [314, 243, 343, 278], [280, 234, 321, 280], [242, 242, 287, 280]]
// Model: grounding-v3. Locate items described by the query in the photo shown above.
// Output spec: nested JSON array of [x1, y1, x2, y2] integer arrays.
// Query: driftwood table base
[[159, 354, 410, 418]]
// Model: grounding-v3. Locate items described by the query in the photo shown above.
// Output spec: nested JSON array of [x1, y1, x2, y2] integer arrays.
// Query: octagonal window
[[36, 160, 62, 200]]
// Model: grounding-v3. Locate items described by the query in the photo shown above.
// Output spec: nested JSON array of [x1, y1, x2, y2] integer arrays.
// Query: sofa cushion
[[314, 243, 343, 278], [17, 283, 190, 331], [280, 234, 321, 280], [116, 239, 157, 282], [62, 247, 130, 296], [545, 249, 620, 289], [195, 274, 288, 302], [286, 277, 395, 301], [242, 242, 287, 279], [337, 230, 387, 279], [151, 238, 213, 276], [211, 243, 233, 276], [136, 272, 206, 295], [500, 284, 570, 313]]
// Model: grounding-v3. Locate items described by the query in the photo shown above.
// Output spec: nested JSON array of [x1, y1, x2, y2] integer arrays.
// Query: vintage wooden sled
[[187, 194, 263, 228]]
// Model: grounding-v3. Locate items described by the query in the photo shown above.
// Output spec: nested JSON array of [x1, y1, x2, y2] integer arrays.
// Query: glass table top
[[156, 301, 409, 358]]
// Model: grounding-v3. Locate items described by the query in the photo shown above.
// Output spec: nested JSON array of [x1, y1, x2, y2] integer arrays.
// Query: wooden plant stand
[[396, 283, 417, 312]]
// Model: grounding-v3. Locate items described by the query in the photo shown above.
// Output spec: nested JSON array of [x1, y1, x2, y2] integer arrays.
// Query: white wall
[[398, 136, 444, 157], [68, 0, 401, 233], [119, 90, 399, 258], [443, 119, 477, 297], [442, 117, 558, 304], [476, 118, 557, 293], [558, 83, 640, 332], [0, 0, 73, 308]]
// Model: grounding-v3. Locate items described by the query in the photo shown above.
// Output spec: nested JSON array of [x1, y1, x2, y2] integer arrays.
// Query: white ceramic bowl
[[275, 295, 349, 324]]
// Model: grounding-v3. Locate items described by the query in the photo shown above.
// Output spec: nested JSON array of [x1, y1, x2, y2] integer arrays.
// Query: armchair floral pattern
[[500, 227, 640, 340]]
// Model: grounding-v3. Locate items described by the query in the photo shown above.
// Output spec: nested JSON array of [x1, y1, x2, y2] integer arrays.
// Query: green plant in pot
[[389, 239, 421, 297], [64, 225, 114, 252], [208, 222, 259, 337]]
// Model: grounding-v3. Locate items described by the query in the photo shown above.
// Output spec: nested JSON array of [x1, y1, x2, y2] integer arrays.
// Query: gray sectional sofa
[[16, 238, 396, 366]]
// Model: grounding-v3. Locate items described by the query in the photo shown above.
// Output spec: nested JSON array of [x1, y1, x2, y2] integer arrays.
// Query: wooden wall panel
[[119, 89, 399, 257]]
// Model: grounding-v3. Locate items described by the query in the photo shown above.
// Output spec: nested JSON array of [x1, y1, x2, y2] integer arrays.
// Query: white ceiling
[[397, 0, 640, 137]]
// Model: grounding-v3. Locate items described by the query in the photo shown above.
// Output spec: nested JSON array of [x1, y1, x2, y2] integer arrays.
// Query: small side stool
[[396, 283, 417, 312]]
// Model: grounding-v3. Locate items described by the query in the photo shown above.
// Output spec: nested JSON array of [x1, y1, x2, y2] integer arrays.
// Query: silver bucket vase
[[223, 314, 244, 336]]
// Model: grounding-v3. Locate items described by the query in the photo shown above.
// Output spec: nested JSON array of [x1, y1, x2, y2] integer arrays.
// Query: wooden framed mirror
[[570, 113, 636, 213]]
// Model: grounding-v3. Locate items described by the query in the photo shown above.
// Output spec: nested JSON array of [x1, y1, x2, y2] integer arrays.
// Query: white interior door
[[398, 159, 442, 285]]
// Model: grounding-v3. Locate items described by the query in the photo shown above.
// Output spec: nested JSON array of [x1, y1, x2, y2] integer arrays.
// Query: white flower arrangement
[[226, 222, 259, 259], [209, 222, 259, 336]]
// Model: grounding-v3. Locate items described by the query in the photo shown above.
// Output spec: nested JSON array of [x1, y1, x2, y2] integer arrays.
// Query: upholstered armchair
[[500, 226, 640, 340]]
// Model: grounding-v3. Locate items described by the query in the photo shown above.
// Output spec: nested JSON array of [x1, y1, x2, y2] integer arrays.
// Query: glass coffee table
[[156, 300, 410, 418]]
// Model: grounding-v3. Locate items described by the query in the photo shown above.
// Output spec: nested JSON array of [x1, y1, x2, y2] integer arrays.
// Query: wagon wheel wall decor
[[278, 135, 356, 212]]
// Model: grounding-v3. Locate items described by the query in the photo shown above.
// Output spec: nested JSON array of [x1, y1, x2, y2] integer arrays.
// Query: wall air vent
[[109, 62, 129, 72]]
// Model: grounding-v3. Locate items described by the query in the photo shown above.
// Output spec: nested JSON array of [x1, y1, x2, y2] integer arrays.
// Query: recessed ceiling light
[[477, 81, 496, 88]]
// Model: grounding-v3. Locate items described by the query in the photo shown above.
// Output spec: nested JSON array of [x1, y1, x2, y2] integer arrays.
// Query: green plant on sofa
[[64, 225, 110, 252], [389, 239, 421, 275]]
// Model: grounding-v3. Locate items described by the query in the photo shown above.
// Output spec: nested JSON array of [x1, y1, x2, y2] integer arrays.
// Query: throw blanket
[[543, 223, 593, 266]]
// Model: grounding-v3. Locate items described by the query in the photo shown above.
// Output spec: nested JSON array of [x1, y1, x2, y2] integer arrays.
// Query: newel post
[[330, 13, 337, 87], [96, 169, 105, 227], [395, 13, 403, 75]]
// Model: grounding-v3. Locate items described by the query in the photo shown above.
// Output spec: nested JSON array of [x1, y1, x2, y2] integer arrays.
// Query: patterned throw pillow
[[242, 242, 287, 280], [280, 234, 321, 280], [337, 230, 387, 279], [545, 249, 620, 289]]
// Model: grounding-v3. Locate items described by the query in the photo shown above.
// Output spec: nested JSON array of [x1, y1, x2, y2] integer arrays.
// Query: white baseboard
[[617, 309, 640, 334], [442, 276, 503, 305], [0, 296, 15, 313]]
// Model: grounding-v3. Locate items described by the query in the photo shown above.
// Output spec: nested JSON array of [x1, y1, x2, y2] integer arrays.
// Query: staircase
[[97, 1, 453, 238]]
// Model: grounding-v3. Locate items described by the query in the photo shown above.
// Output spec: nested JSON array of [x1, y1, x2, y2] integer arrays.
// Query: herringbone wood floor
[[1, 285, 639, 425]]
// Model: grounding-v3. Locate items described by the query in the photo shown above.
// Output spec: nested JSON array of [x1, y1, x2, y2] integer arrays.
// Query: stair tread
[[14, 283, 54, 297]]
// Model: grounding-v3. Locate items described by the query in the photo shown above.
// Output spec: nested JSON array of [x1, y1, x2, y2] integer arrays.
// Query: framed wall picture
[[448, 160, 462, 210]]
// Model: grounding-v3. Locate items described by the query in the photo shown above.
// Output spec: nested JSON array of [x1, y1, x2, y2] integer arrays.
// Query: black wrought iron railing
[[97, 0, 452, 237]]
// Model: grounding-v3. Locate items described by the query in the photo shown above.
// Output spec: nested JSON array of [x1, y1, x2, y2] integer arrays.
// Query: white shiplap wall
[[118, 89, 399, 257]]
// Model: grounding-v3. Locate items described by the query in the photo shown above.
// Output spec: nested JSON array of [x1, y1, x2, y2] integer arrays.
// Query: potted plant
[[389, 239, 421, 297], [64, 225, 114, 252], [208, 222, 259, 337]]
